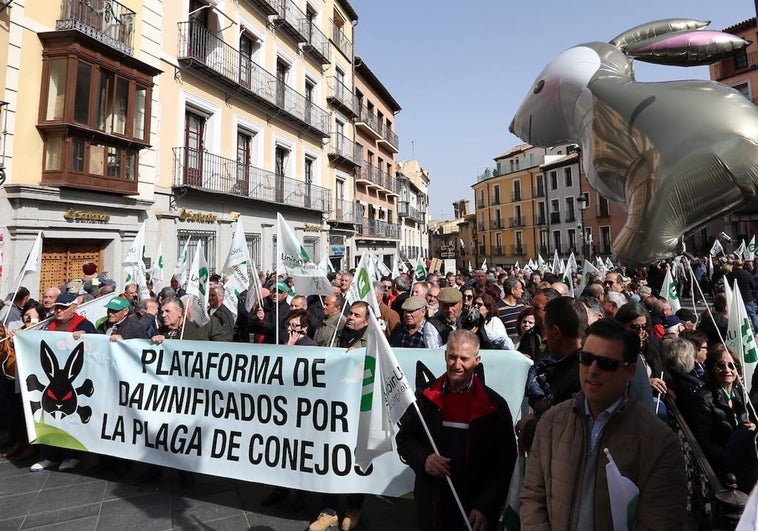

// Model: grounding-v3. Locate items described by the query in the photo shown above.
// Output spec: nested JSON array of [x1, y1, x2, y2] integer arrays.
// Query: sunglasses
[[604, 281, 617, 286], [716, 361, 737, 371], [578, 351, 630, 371], [463, 295, 473, 300], [474, 302, 484, 307], [628, 324, 647, 331]]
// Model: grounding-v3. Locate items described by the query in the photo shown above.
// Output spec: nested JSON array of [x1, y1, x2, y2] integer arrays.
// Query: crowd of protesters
[[0, 252, 756, 529]]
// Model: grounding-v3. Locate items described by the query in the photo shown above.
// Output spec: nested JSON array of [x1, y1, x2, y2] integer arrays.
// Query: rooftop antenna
[[411, 139, 415, 159]]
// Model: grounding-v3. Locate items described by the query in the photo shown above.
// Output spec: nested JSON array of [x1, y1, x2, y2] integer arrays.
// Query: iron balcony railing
[[479, 245, 486, 255], [57, 0, 135, 55], [328, 133, 361, 166], [377, 121, 399, 150], [565, 212, 576, 222], [398, 201, 425, 223], [509, 216, 525, 228], [357, 105, 380, 134], [244, 0, 278, 16], [172, 147, 330, 212], [361, 219, 400, 239], [493, 246, 503, 255], [491, 219, 502, 229], [356, 164, 395, 192], [511, 245, 525, 256], [491, 197, 500, 206], [301, 19, 331, 64], [536, 215, 546, 226], [177, 21, 329, 134], [272, 0, 308, 42], [550, 212, 561, 223], [330, 198, 361, 224], [534, 185, 545, 198], [330, 20, 352, 59], [327, 77, 359, 116], [512, 191, 521, 202], [714, 49, 758, 79]]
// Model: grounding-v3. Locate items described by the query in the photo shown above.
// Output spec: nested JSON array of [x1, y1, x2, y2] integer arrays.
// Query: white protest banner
[[277, 213, 333, 296], [15, 332, 531, 496], [222, 220, 252, 318]]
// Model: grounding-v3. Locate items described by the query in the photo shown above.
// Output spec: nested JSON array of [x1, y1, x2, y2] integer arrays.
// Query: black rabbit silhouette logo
[[26, 341, 94, 423]]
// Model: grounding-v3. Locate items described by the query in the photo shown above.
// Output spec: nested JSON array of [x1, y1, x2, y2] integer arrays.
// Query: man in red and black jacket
[[396, 329, 516, 531]]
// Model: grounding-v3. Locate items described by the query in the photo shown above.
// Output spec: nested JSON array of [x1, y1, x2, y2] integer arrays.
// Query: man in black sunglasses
[[521, 319, 686, 530]]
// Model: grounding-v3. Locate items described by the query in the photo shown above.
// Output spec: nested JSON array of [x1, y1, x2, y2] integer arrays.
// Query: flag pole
[[276, 218, 281, 346], [411, 401, 473, 531], [3, 232, 42, 326], [180, 297, 191, 341]]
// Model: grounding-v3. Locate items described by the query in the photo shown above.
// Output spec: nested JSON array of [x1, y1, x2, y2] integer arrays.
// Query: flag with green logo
[[605, 448, 639, 531], [222, 220, 251, 318], [736, 240, 747, 260], [662, 268, 681, 313], [348, 251, 381, 318], [318, 255, 334, 275], [747, 235, 756, 261], [186, 241, 210, 327], [173, 236, 192, 288], [551, 249, 561, 276], [122, 221, 150, 300], [276, 213, 332, 296], [727, 280, 758, 386], [355, 312, 416, 472], [414, 255, 427, 282], [151, 241, 165, 285], [500, 455, 525, 531]]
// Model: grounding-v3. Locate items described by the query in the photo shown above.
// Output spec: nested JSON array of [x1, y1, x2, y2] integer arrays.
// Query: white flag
[[560, 268, 575, 298], [222, 220, 252, 318], [348, 252, 381, 318], [355, 312, 416, 471], [414, 255, 427, 282], [373, 253, 392, 279], [661, 268, 681, 313], [173, 236, 192, 287], [726, 280, 758, 386], [581, 260, 601, 286], [480, 258, 487, 271], [468, 260, 473, 273], [122, 222, 150, 300], [604, 448, 639, 531], [151, 241, 165, 285], [747, 235, 756, 261], [514, 260, 520, 270], [567, 252, 578, 274], [736, 240, 747, 260], [710, 238, 724, 257], [736, 481, 758, 531], [186, 242, 210, 326], [605, 257, 614, 271], [552, 249, 561, 275], [502, 456, 525, 531], [318, 255, 334, 275], [8, 231, 43, 295], [537, 254, 547, 272], [276, 213, 332, 296], [527, 259, 536, 270]]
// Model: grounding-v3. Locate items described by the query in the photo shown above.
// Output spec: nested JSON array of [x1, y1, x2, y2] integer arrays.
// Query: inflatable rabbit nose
[[509, 18, 758, 264]]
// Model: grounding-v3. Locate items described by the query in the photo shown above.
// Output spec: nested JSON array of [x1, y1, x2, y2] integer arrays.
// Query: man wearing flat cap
[[389, 296, 443, 348], [428, 287, 463, 345]]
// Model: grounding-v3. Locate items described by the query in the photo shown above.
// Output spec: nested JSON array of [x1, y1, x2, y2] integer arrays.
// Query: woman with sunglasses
[[473, 294, 514, 350], [690, 344, 756, 488], [461, 287, 475, 309], [615, 302, 667, 416], [515, 307, 537, 350]]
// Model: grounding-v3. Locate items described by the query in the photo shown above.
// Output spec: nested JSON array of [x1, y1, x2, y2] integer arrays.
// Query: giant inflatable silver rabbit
[[510, 19, 753, 264]]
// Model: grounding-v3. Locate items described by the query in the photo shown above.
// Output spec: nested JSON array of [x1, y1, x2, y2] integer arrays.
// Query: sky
[[349, 0, 754, 220]]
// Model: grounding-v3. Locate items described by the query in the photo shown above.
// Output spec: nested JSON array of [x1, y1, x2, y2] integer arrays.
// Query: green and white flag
[[747, 236, 756, 261], [151, 241, 165, 285], [537, 254, 547, 272], [355, 312, 416, 472], [501, 456, 525, 531], [726, 280, 758, 386], [122, 221, 150, 300], [186, 241, 210, 327], [276, 213, 332, 296], [710, 238, 725, 257], [221, 220, 252, 318], [662, 268, 681, 313], [348, 251, 381, 318], [373, 253, 392, 279], [318, 255, 334, 275], [527, 259, 536, 270], [582, 260, 601, 286], [561, 268, 575, 298], [604, 448, 639, 531], [605, 257, 615, 271], [414, 255, 427, 282], [567, 252, 578, 274], [173, 236, 192, 287]]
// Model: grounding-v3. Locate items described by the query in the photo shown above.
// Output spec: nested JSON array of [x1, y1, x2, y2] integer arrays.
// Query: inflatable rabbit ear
[[611, 18, 750, 67], [610, 18, 709, 49]]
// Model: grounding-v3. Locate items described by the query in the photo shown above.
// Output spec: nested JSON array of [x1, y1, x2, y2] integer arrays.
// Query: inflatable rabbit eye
[[510, 19, 754, 264]]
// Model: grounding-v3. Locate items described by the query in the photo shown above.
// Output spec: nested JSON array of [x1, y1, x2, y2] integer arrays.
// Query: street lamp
[[576, 193, 588, 261]]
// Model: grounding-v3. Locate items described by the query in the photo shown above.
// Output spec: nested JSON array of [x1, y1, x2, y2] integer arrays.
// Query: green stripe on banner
[[360, 354, 377, 412]]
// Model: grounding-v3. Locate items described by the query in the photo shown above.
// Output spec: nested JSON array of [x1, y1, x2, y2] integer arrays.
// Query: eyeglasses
[[628, 324, 647, 331], [463, 295, 473, 300], [578, 351, 630, 371], [716, 361, 737, 371], [604, 281, 617, 286]]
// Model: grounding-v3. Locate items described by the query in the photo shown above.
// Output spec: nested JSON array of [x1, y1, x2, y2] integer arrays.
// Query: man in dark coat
[[396, 329, 516, 530]]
